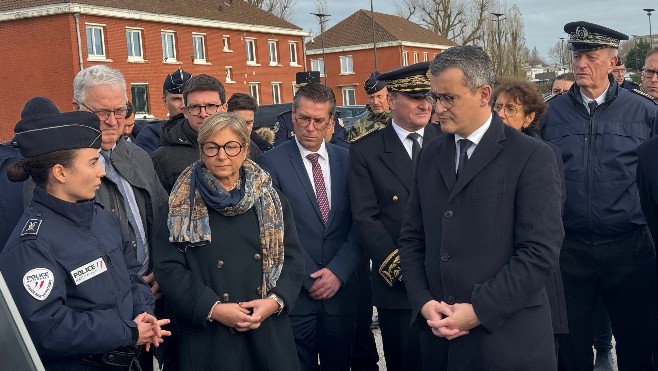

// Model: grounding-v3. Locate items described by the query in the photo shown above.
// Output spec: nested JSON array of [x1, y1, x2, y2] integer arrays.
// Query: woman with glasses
[[493, 77, 568, 356], [152, 112, 304, 370]]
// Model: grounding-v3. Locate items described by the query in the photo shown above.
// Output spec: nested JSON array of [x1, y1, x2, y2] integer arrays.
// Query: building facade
[[305, 10, 456, 106], [0, 0, 307, 140]]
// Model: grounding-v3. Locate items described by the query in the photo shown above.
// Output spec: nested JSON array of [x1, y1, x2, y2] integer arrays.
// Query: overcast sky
[[290, 0, 656, 60]]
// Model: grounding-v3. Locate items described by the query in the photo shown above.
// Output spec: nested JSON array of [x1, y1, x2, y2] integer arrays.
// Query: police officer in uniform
[[611, 59, 641, 90], [350, 62, 440, 371], [347, 71, 392, 142], [540, 21, 657, 370], [0, 111, 169, 370], [273, 71, 347, 147]]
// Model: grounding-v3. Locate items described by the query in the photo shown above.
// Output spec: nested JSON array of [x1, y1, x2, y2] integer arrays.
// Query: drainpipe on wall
[[302, 36, 308, 71], [74, 13, 84, 71]]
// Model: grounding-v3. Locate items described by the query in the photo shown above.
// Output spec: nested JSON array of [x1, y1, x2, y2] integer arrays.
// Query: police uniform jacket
[[134, 120, 165, 155], [349, 122, 440, 309], [0, 187, 154, 365], [540, 75, 657, 242], [398, 114, 564, 370], [152, 192, 304, 371]]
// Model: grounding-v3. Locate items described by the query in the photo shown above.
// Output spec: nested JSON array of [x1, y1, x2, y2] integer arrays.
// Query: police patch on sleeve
[[21, 219, 42, 236], [70, 257, 107, 286], [23, 268, 54, 301]]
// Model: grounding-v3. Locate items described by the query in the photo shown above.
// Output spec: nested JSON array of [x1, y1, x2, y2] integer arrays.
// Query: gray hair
[[73, 65, 127, 104], [645, 46, 658, 65], [429, 45, 495, 92], [197, 112, 249, 149]]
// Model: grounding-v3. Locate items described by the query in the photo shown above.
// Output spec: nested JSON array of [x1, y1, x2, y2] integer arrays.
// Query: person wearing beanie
[[347, 70, 392, 142], [0, 111, 170, 370]]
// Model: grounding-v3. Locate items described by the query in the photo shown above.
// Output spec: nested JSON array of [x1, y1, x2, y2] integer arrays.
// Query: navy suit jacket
[[257, 139, 359, 315]]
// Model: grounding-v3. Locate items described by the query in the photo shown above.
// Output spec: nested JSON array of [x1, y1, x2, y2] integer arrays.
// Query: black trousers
[[350, 258, 380, 371], [378, 308, 421, 371], [558, 228, 655, 371]]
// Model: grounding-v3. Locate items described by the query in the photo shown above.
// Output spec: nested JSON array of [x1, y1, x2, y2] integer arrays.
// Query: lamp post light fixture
[[491, 12, 506, 75], [644, 8, 655, 47], [559, 37, 565, 66], [311, 12, 330, 85]]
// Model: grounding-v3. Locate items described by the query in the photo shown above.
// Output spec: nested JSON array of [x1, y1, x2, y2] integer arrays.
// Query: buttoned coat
[[349, 122, 440, 308], [398, 114, 564, 370], [257, 140, 360, 316]]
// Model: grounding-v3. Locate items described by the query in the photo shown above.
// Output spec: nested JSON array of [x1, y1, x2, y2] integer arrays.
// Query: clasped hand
[[420, 300, 481, 340], [211, 299, 280, 332], [134, 312, 171, 351]]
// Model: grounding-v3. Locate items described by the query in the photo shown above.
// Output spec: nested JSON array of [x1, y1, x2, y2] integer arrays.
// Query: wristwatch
[[268, 293, 285, 315]]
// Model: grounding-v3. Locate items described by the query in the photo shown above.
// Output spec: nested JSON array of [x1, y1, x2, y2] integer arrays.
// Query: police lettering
[[25, 272, 50, 283], [72, 265, 96, 278]]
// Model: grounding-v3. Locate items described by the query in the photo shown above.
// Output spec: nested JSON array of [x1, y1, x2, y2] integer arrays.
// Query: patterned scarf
[[168, 159, 285, 295]]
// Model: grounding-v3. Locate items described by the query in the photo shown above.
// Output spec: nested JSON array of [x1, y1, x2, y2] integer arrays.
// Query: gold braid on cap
[[569, 26, 620, 48], [386, 74, 431, 93]]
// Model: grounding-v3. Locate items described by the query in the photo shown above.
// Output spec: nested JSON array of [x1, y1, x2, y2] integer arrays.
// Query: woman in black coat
[[493, 78, 569, 351], [153, 112, 304, 371]]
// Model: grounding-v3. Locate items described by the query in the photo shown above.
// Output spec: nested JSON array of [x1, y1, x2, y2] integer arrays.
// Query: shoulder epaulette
[[20, 219, 42, 240], [349, 125, 384, 143], [631, 89, 657, 104], [544, 92, 564, 103]]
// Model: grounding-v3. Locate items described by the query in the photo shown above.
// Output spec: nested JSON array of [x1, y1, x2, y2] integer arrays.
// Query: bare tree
[[547, 40, 569, 66], [395, 0, 420, 20], [246, 0, 297, 21], [527, 46, 544, 66]]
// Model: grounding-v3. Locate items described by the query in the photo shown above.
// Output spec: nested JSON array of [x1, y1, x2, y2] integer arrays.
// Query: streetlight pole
[[644, 8, 655, 47], [311, 12, 330, 85], [491, 13, 506, 76], [559, 37, 565, 67]]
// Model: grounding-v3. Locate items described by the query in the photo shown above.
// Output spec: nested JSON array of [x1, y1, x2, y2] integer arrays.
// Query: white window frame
[[311, 59, 325, 77], [423, 52, 429, 62], [292, 81, 297, 96], [126, 28, 143, 61], [223, 35, 232, 52], [131, 83, 150, 115], [340, 55, 354, 74], [192, 33, 207, 63], [268, 40, 279, 66], [246, 38, 258, 65], [402, 51, 409, 66], [342, 86, 356, 105], [86, 24, 106, 59], [249, 83, 260, 105], [289, 42, 299, 66], [161, 31, 177, 63], [272, 83, 282, 104], [413, 52, 418, 63], [225, 66, 234, 83]]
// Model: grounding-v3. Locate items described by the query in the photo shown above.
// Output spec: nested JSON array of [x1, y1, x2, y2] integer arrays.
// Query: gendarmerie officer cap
[[14, 112, 102, 158], [364, 71, 387, 94], [20, 97, 60, 118], [564, 21, 629, 51], [163, 68, 192, 94], [378, 62, 431, 98], [296, 71, 321, 88]]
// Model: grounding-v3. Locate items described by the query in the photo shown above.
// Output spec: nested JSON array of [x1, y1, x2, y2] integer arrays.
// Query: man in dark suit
[[398, 45, 564, 370], [350, 61, 439, 371], [257, 83, 360, 371]]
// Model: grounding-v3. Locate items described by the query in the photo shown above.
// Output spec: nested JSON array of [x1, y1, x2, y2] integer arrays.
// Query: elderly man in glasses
[[641, 47, 658, 100], [151, 74, 228, 192]]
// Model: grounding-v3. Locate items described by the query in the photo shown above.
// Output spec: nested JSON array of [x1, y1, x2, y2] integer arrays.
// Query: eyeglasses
[[642, 69, 658, 79], [185, 104, 222, 116], [425, 92, 455, 109], [79, 102, 127, 121], [493, 103, 520, 118], [201, 141, 243, 157], [295, 115, 330, 129]]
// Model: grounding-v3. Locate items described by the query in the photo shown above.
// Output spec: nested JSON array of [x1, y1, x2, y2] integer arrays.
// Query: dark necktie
[[588, 100, 598, 116], [100, 150, 147, 264], [457, 139, 473, 179], [407, 133, 421, 162], [306, 153, 330, 224]]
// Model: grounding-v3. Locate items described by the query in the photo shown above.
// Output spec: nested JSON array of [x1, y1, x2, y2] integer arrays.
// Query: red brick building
[[0, 0, 307, 140], [305, 10, 457, 106]]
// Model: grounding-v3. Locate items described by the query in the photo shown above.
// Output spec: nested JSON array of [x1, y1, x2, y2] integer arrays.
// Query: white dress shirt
[[295, 139, 332, 208], [391, 120, 426, 159], [580, 84, 608, 114], [454, 113, 492, 172]]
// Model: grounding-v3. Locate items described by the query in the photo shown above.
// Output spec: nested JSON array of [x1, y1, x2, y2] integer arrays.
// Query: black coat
[[398, 115, 564, 370], [152, 192, 304, 371], [0, 144, 23, 248], [637, 135, 658, 243], [349, 122, 440, 309]]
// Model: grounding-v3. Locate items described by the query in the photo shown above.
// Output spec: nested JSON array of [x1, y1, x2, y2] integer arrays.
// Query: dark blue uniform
[[0, 187, 154, 370]]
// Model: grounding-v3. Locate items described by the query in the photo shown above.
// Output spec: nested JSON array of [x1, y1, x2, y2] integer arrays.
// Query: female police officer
[[0, 110, 169, 370]]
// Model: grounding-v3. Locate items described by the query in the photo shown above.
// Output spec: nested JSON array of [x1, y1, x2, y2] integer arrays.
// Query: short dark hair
[[293, 83, 336, 117], [553, 73, 575, 83], [227, 93, 258, 113], [7, 149, 78, 187], [492, 78, 547, 132], [125, 101, 134, 118], [183, 74, 226, 105]]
